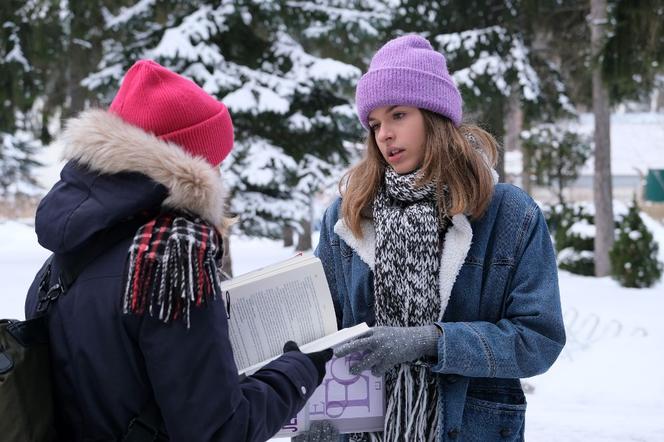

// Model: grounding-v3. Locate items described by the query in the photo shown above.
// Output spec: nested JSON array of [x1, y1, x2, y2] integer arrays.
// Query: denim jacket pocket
[[461, 391, 526, 441], [339, 239, 353, 259]]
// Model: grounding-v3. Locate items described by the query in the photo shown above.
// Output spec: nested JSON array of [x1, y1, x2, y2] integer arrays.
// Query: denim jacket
[[315, 183, 565, 441]]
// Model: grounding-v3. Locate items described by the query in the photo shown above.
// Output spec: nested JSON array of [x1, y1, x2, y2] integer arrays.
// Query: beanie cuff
[[356, 67, 462, 129], [160, 106, 234, 166]]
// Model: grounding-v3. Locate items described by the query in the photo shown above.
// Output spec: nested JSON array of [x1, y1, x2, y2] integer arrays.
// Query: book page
[[222, 253, 312, 289], [223, 258, 338, 372], [241, 323, 370, 375]]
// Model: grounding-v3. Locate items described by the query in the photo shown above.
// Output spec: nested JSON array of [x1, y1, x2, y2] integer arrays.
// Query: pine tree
[[610, 197, 663, 288], [86, 0, 365, 245], [554, 204, 596, 277], [0, 0, 60, 197], [521, 124, 591, 206]]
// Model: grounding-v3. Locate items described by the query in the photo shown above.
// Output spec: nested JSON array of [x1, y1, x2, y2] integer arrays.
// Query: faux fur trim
[[335, 214, 473, 319], [60, 109, 226, 228], [436, 214, 473, 320], [334, 218, 376, 268]]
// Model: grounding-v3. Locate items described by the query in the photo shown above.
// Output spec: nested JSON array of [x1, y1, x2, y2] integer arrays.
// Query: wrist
[[420, 324, 441, 357]]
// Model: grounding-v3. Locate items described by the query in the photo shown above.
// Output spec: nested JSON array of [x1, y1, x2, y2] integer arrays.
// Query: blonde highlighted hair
[[340, 110, 499, 238]]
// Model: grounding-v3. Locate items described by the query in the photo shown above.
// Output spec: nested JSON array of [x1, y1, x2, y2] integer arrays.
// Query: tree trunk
[[221, 233, 233, 278], [504, 86, 526, 192], [295, 219, 312, 251], [591, 0, 614, 277], [283, 225, 294, 247]]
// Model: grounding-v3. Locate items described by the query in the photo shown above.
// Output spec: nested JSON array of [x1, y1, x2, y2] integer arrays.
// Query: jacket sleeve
[[432, 203, 566, 378], [136, 297, 319, 442], [314, 200, 344, 329]]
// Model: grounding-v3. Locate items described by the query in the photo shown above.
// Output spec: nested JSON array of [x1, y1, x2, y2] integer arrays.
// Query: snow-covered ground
[[2, 221, 663, 441]]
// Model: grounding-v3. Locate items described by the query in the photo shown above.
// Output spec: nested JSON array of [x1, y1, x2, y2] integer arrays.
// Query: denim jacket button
[[447, 428, 460, 439], [500, 428, 512, 438]]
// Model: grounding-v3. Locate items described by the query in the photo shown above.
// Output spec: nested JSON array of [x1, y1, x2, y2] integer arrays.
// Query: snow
[[2, 217, 663, 441], [628, 230, 642, 241], [575, 112, 664, 176], [435, 26, 540, 100], [5, 30, 31, 71], [568, 219, 596, 239], [223, 84, 291, 115], [103, 0, 156, 29]]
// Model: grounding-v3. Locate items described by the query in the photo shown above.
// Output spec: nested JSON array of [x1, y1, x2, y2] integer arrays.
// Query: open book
[[220, 254, 385, 435], [220, 254, 367, 374]]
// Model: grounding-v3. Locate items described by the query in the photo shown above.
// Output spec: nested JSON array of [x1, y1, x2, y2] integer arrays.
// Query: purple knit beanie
[[356, 34, 462, 129]]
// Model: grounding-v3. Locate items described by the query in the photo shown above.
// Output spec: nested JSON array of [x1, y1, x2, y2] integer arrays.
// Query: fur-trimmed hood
[[35, 109, 227, 253]]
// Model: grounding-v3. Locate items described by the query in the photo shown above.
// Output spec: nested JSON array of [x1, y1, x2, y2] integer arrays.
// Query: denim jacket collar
[[333, 214, 473, 320]]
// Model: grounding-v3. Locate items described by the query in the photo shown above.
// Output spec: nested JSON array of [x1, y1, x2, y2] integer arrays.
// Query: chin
[[394, 165, 417, 175]]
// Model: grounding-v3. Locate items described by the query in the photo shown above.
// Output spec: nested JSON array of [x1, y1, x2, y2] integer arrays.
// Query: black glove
[[283, 341, 333, 384]]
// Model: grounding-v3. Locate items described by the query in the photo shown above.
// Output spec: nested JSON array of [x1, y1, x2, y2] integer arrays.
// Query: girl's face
[[368, 106, 426, 175]]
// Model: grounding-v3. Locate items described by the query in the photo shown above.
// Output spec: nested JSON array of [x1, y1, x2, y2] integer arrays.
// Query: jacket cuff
[[259, 351, 319, 400], [431, 321, 495, 377]]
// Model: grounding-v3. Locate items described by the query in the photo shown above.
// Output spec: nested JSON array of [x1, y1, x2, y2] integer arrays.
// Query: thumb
[[283, 340, 300, 353]]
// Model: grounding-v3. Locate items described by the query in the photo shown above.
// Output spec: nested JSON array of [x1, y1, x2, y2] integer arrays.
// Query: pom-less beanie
[[356, 35, 462, 129], [110, 60, 234, 166]]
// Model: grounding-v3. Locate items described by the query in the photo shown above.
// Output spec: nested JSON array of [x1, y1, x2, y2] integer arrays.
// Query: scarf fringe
[[379, 365, 437, 442], [123, 213, 223, 328]]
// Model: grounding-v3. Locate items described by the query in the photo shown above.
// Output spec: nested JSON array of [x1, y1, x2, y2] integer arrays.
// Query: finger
[[283, 340, 300, 353], [371, 362, 391, 377], [333, 336, 376, 357], [331, 330, 374, 355], [349, 351, 383, 375]]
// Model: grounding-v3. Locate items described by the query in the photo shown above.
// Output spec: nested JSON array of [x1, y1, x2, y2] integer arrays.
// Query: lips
[[388, 147, 405, 158], [385, 147, 405, 164]]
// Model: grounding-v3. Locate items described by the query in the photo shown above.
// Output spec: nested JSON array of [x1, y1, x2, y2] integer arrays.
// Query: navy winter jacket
[[25, 109, 318, 441]]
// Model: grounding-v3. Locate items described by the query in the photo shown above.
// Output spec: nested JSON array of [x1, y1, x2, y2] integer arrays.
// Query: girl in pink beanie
[[311, 35, 565, 442], [23, 60, 332, 442]]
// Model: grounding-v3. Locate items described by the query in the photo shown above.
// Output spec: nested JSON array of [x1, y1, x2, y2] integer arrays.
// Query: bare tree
[[283, 225, 294, 247], [590, 0, 614, 276], [505, 85, 526, 192], [295, 219, 312, 252]]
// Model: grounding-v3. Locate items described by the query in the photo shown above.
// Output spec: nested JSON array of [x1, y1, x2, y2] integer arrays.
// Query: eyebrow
[[368, 105, 400, 122]]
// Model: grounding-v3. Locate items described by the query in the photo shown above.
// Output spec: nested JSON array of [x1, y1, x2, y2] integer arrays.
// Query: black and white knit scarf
[[359, 167, 449, 442], [123, 210, 224, 328]]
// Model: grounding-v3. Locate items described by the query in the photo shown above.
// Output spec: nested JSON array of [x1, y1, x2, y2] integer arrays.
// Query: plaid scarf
[[123, 210, 224, 328]]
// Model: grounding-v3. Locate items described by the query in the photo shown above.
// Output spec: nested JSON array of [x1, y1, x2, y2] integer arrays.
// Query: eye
[[369, 122, 381, 131], [393, 111, 406, 120]]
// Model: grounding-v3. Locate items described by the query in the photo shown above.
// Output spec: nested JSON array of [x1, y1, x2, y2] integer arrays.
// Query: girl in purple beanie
[[311, 35, 565, 442]]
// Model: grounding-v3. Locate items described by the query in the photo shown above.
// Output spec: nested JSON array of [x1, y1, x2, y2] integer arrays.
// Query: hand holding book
[[283, 341, 333, 384], [334, 325, 441, 376], [221, 254, 385, 436]]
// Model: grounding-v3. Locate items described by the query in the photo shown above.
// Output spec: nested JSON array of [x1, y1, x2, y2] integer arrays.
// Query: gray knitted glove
[[334, 325, 441, 376], [292, 420, 339, 442]]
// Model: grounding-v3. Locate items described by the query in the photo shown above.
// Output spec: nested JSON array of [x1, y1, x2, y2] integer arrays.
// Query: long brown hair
[[340, 109, 499, 238]]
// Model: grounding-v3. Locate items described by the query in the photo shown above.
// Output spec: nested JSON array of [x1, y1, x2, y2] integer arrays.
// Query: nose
[[376, 124, 393, 144]]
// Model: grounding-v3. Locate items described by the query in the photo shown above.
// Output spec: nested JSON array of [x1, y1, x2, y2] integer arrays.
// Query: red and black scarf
[[123, 210, 224, 328]]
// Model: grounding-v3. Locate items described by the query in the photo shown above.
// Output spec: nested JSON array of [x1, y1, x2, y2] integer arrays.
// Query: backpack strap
[[36, 216, 150, 314], [123, 400, 168, 442]]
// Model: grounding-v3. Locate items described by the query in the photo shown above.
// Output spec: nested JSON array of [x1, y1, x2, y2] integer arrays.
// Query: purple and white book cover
[[275, 352, 384, 437]]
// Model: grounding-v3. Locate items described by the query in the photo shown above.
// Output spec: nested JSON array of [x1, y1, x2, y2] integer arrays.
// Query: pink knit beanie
[[110, 60, 234, 166]]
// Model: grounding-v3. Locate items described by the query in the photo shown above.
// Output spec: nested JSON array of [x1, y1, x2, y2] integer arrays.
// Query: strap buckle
[[124, 415, 167, 442], [36, 275, 65, 313]]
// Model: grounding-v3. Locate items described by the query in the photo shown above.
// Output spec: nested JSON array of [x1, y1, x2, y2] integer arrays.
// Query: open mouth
[[388, 148, 405, 158]]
